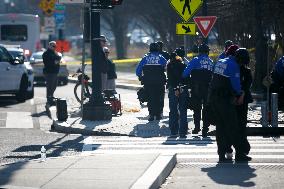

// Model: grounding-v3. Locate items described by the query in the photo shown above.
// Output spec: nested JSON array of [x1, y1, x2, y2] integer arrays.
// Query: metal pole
[[202, 0, 208, 44], [184, 35, 187, 58], [261, 101, 268, 127], [90, 1, 104, 105], [271, 93, 278, 127], [80, 1, 87, 116], [266, 40, 272, 105]]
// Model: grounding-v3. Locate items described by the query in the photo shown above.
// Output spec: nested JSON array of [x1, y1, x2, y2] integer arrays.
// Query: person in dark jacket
[[224, 46, 252, 160], [42, 41, 61, 106], [182, 44, 214, 137], [103, 47, 117, 91], [136, 43, 167, 121], [167, 52, 189, 138]]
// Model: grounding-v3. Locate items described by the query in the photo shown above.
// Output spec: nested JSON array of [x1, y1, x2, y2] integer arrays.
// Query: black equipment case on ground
[[56, 98, 68, 121]]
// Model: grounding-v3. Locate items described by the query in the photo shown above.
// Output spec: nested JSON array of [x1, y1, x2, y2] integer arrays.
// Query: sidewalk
[[0, 153, 176, 189]]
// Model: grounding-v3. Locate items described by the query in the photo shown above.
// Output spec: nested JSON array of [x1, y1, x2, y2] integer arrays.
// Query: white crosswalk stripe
[[1, 112, 34, 129], [82, 136, 284, 160]]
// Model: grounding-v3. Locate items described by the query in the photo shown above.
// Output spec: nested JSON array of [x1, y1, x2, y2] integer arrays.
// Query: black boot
[[235, 154, 252, 162], [192, 128, 200, 134], [218, 154, 233, 163], [202, 128, 209, 137]]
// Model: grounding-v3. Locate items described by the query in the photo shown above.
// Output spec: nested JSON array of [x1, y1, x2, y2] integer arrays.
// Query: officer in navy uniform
[[208, 48, 252, 162], [136, 43, 167, 121], [182, 44, 214, 137]]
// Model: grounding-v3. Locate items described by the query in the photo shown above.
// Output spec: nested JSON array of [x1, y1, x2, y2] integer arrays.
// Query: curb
[[52, 120, 130, 136], [68, 77, 141, 91], [131, 153, 177, 189]]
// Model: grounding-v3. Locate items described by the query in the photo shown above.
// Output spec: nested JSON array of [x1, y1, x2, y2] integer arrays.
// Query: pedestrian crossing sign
[[170, 0, 203, 22], [176, 23, 196, 35]]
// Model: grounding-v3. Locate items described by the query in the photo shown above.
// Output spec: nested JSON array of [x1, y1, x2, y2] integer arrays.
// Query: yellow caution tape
[[66, 48, 256, 65]]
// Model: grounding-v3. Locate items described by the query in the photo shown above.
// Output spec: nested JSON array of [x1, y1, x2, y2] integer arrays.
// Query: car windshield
[[31, 52, 43, 60], [9, 51, 25, 60]]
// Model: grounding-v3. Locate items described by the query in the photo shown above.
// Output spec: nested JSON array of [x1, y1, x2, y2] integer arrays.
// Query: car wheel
[[26, 87, 34, 99], [16, 76, 28, 102]]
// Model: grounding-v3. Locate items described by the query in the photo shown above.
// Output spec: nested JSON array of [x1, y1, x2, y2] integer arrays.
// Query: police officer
[[182, 44, 214, 137], [136, 43, 167, 121], [167, 52, 189, 138], [208, 48, 252, 162]]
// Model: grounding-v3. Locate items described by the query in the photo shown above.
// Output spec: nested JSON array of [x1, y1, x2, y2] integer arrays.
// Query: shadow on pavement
[[0, 96, 20, 107], [201, 163, 256, 187], [0, 134, 84, 186]]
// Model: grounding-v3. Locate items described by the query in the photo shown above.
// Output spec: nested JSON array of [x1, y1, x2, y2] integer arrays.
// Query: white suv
[[0, 45, 34, 102]]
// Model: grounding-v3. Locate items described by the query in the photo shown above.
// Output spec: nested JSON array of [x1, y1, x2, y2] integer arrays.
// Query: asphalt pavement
[[1, 72, 284, 189]]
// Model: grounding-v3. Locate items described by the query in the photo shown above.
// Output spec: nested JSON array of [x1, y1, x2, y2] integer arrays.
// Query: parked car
[[30, 51, 69, 85], [0, 44, 34, 102]]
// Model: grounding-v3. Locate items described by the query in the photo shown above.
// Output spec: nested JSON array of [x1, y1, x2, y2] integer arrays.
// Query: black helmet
[[149, 42, 159, 52], [198, 44, 210, 54], [235, 48, 250, 65], [175, 47, 185, 57]]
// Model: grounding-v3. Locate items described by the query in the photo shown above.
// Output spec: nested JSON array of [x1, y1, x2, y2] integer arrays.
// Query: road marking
[[30, 99, 34, 105], [6, 112, 33, 128], [82, 136, 284, 160]]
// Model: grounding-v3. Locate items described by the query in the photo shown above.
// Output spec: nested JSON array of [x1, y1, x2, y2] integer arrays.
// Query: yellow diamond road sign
[[176, 23, 196, 35], [170, 0, 203, 22]]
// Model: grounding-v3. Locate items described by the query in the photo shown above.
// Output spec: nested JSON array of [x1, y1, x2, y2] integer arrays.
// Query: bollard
[[261, 101, 268, 127], [271, 93, 278, 127]]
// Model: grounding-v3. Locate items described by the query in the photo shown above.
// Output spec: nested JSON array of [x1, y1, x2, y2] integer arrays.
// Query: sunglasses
[[105, 52, 110, 54]]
